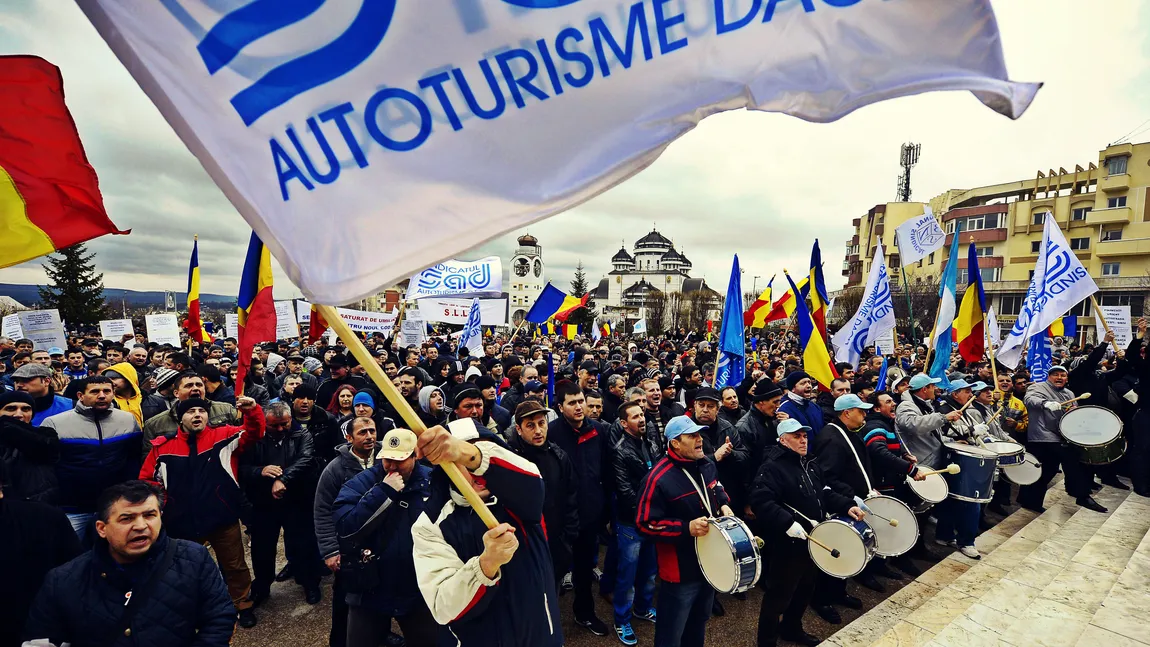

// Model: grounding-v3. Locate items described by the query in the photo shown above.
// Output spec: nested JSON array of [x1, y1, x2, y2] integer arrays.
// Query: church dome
[[635, 228, 672, 250], [517, 233, 538, 246], [661, 248, 683, 263], [612, 246, 634, 262]]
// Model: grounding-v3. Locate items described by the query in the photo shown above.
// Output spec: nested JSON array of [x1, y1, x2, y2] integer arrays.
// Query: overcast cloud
[[1, 1, 1147, 302]]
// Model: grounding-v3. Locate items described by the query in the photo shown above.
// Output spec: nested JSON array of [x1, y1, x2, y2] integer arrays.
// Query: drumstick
[[867, 511, 900, 527], [1060, 393, 1092, 408], [808, 536, 841, 559], [916, 463, 961, 477]]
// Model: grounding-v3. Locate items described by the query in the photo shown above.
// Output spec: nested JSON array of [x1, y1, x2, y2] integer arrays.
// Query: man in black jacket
[[601, 373, 627, 425], [718, 386, 745, 428], [0, 390, 59, 505], [241, 401, 323, 606], [23, 480, 235, 647], [736, 379, 785, 517], [693, 387, 749, 515], [291, 384, 341, 466], [317, 354, 368, 412], [547, 381, 610, 636], [751, 419, 865, 647], [508, 401, 578, 590], [610, 401, 660, 646]]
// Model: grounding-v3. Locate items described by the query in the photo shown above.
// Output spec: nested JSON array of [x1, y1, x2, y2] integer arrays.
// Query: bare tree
[[646, 292, 669, 336]]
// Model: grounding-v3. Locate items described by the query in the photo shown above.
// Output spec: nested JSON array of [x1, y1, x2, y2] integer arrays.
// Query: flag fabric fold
[[743, 276, 774, 328], [183, 237, 210, 343], [763, 276, 811, 324], [0, 55, 127, 268], [458, 297, 483, 355], [715, 255, 745, 390], [235, 232, 275, 395], [955, 242, 987, 363], [831, 240, 896, 367], [1047, 315, 1078, 338], [784, 271, 838, 390], [307, 303, 329, 345], [928, 231, 962, 389], [894, 207, 946, 266], [525, 284, 588, 323], [808, 241, 831, 342]]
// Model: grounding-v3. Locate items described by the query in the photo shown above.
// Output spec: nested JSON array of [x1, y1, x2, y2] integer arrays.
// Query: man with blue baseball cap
[[895, 373, 962, 471], [636, 415, 733, 647], [750, 417, 864, 646]]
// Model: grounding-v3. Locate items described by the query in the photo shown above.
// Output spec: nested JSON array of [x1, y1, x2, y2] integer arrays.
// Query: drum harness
[[826, 422, 874, 495], [680, 468, 715, 519]]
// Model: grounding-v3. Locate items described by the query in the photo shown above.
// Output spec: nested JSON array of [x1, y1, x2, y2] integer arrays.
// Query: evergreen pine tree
[[567, 260, 598, 328], [38, 243, 106, 328]]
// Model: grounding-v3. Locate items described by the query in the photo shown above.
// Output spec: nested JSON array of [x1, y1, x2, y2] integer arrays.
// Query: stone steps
[[825, 480, 1150, 647]]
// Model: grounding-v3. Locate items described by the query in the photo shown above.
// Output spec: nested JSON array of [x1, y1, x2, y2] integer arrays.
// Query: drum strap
[[828, 423, 874, 494], [680, 469, 714, 518], [784, 503, 816, 526]]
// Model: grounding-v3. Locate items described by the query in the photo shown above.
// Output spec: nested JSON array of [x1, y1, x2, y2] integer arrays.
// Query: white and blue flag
[[997, 214, 1098, 369], [1026, 332, 1053, 383], [928, 232, 961, 389], [832, 241, 896, 367], [894, 208, 947, 266], [458, 297, 484, 355], [77, 0, 1039, 304], [715, 255, 745, 390]]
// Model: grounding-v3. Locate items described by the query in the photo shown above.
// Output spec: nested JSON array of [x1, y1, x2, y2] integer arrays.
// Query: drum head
[[984, 441, 1024, 457], [909, 473, 949, 503], [863, 496, 919, 557], [809, 520, 869, 578], [1003, 452, 1042, 485], [944, 441, 999, 458], [1061, 406, 1122, 446], [696, 528, 738, 592]]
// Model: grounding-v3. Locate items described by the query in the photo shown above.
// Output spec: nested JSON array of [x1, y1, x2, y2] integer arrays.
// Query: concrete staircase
[[824, 483, 1150, 647]]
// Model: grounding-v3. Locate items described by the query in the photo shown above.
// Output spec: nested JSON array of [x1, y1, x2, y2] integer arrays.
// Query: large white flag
[[997, 215, 1098, 368], [986, 306, 1001, 351], [894, 207, 947, 266], [458, 297, 484, 355], [832, 241, 896, 366], [77, 0, 1039, 304]]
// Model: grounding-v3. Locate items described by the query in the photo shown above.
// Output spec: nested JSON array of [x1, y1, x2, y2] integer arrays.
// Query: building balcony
[[874, 224, 885, 235], [945, 228, 1008, 245], [1086, 207, 1132, 226], [941, 203, 1009, 222], [1099, 174, 1130, 192], [852, 218, 862, 227], [958, 256, 1003, 269], [852, 235, 859, 245], [1096, 237, 1150, 257], [848, 254, 859, 264], [846, 272, 862, 286]]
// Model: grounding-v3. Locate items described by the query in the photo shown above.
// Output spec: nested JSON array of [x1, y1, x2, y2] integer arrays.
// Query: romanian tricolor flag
[[762, 276, 810, 323], [784, 271, 838, 390], [0, 56, 127, 268], [235, 232, 276, 395], [1047, 315, 1078, 338], [563, 323, 579, 340], [544, 321, 557, 336], [743, 275, 775, 327], [307, 303, 329, 345], [183, 237, 211, 343], [955, 242, 987, 362], [525, 283, 589, 323], [601, 322, 612, 337], [808, 241, 831, 342]]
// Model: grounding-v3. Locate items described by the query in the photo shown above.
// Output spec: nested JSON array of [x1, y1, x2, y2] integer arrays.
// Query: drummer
[[990, 373, 1028, 514], [934, 379, 988, 560], [895, 374, 963, 471], [749, 418, 865, 647], [968, 381, 1004, 439]]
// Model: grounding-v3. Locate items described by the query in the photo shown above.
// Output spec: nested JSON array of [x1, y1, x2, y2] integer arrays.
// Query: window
[[998, 294, 1025, 316], [957, 268, 1000, 284], [1107, 196, 1127, 209], [928, 252, 935, 265], [1028, 270, 1035, 280], [1068, 299, 1091, 317], [1106, 156, 1128, 175], [1069, 237, 1090, 250], [1071, 206, 1092, 221], [1102, 228, 1123, 242], [1031, 241, 1041, 253], [1101, 294, 1146, 315], [946, 213, 1002, 234], [977, 246, 993, 257], [1102, 263, 1121, 276], [918, 259, 923, 268], [889, 254, 900, 266], [1032, 211, 1049, 225]]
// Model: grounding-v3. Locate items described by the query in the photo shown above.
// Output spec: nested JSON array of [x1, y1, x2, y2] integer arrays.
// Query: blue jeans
[[67, 512, 95, 549], [654, 580, 713, 647], [613, 522, 657, 625], [936, 498, 979, 547]]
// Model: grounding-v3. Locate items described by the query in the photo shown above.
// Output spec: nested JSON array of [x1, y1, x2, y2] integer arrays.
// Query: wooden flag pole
[[985, 321, 1000, 396], [316, 304, 498, 529], [922, 294, 946, 371], [508, 317, 528, 343], [1089, 295, 1120, 354]]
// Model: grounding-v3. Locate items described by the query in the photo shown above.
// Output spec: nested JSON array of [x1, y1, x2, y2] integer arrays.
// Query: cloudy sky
[[1, 1, 1148, 302]]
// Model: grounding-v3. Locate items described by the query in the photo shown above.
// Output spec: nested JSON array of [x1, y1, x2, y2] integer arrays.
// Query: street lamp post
[[752, 276, 761, 295]]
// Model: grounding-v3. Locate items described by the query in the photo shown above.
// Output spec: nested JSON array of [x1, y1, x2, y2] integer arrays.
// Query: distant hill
[[0, 283, 236, 308]]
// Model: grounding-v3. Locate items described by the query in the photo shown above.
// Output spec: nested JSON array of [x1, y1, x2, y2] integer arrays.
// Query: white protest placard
[[225, 313, 239, 340], [99, 319, 135, 341], [18, 310, 67, 350], [297, 302, 398, 335], [274, 301, 300, 340], [1096, 305, 1132, 349], [406, 257, 503, 300], [400, 318, 427, 348], [2, 314, 23, 340], [145, 313, 182, 346], [416, 298, 508, 326]]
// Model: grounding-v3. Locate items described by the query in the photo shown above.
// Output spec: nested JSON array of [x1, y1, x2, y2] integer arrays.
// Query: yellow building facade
[[840, 142, 1150, 341]]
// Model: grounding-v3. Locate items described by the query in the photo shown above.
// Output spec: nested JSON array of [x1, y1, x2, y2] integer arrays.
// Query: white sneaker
[[562, 572, 574, 591], [959, 545, 981, 560], [592, 567, 603, 582]]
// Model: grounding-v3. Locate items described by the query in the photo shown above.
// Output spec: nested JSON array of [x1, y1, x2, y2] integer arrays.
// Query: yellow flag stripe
[[0, 165, 55, 267]]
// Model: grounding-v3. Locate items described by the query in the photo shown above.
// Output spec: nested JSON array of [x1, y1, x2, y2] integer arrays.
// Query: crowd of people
[[2, 315, 1147, 647]]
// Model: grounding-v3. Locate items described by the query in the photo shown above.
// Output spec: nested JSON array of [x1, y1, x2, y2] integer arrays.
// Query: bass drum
[[808, 516, 876, 579], [1060, 405, 1126, 465], [695, 516, 761, 594], [862, 495, 919, 557]]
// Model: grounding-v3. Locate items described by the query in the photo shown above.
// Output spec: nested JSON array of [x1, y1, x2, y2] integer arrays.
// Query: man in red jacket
[[140, 395, 264, 628]]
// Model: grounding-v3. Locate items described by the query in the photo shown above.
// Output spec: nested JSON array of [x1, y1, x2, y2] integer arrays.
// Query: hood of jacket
[[105, 361, 141, 400]]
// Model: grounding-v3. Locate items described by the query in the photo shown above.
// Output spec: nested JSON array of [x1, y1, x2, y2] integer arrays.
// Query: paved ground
[[230, 500, 1020, 647]]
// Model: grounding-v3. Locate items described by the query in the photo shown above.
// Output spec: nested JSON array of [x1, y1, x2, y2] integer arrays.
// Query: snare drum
[[696, 516, 761, 594], [944, 441, 998, 503], [862, 495, 919, 557], [808, 515, 876, 578], [902, 472, 949, 513], [983, 440, 1026, 467], [1060, 406, 1126, 465], [1003, 452, 1042, 485]]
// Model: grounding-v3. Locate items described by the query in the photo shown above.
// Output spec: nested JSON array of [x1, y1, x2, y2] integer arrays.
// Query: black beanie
[[0, 390, 34, 410], [176, 397, 213, 420]]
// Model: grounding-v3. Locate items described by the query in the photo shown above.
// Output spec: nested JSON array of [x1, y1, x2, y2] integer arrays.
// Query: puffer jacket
[[895, 391, 948, 470], [141, 400, 240, 460], [140, 406, 265, 539], [42, 403, 141, 514], [0, 416, 59, 504], [612, 427, 659, 525], [750, 444, 857, 548], [860, 411, 918, 491], [22, 533, 235, 647], [1024, 380, 1075, 443], [30, 390, 72, 427], [334, 462, 433, 615], [104, 362, 144, 427]]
